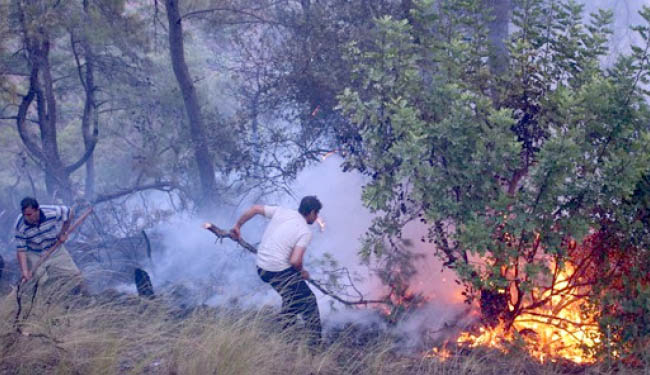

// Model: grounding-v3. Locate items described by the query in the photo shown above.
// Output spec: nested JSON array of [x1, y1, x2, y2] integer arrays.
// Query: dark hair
[[20, 197, 39, 211], [298, 196, 322, 216]]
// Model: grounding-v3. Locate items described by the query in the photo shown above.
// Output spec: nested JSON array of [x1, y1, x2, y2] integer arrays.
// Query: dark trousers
[[257, 266, 321, 343]]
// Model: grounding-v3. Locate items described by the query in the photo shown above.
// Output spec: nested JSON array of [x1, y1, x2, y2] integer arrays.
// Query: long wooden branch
[[14, 206, 93, 333], [26, 207, 94, 281], [202, 222, 389, 306]]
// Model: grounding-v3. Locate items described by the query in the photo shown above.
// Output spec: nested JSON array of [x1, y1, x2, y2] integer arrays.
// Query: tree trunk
[[82, 69, 97, 201], [25, 24, 74, 202], [38, 40, 70, 200], [164, 0, 217, 208], [15, 0, 99, 204], [484, 0, 510, 76], [80, 1, 99, 200], [250, 90, 260, 172]]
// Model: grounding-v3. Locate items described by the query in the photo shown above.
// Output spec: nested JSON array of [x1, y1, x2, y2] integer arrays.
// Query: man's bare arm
[[230, 205, 265, 239], [17, 251, 31, 282], [290, 246, 309, 279]]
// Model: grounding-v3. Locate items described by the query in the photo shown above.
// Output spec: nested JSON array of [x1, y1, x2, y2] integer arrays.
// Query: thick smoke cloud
[[146, 156, 467, 347], [148, 156, 383, 310]]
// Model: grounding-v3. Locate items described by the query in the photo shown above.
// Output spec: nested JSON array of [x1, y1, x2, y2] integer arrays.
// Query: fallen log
[[203, 222, 388, 306]]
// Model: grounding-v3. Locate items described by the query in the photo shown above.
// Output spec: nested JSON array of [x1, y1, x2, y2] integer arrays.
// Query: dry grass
[[0, 285, 648, 375]]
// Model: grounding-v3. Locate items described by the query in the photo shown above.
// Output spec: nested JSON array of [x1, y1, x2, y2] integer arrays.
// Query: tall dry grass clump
[[0, 283, 649, 375]]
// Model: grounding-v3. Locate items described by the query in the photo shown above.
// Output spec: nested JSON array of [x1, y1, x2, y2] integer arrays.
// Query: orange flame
[[321, 150, 337, 161], [455, 262, 600, 363], [425, 346, 452, 361]]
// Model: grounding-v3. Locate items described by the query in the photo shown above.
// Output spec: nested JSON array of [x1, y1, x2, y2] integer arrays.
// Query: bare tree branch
[[181, 2, 284, 26], [93, 182, 178, 204], [64, 140, 98, 174]]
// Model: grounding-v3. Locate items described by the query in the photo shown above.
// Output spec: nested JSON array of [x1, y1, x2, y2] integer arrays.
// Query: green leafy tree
[[337, 0, 650, 357], [0, 0, 164, 203]]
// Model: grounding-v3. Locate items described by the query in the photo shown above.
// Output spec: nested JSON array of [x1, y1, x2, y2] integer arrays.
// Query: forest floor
[[0, 287, 647, 375]]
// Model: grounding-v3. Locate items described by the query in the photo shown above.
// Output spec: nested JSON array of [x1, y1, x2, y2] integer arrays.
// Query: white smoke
[[149, 155, 383, 311], [138, 155, 468, 352]]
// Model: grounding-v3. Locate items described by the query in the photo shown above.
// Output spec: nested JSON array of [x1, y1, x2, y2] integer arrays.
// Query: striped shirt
[[15, 205, 71, 253]]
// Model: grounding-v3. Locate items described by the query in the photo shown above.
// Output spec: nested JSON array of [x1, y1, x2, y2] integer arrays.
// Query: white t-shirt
[[256, 205, 313, 272]]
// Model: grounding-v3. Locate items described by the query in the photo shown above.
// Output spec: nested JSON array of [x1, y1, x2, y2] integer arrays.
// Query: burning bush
[[337, 0, 650, 364]]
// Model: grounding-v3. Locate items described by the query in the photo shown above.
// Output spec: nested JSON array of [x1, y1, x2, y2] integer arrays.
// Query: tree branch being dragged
[[202, 222, 388, 306]]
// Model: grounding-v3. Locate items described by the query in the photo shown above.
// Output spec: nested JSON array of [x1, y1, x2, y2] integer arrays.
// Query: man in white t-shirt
[[230, 196, 322, 344]]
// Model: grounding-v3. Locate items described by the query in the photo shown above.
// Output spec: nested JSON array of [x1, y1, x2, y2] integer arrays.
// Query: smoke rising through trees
[[1, 0, 650, 362]]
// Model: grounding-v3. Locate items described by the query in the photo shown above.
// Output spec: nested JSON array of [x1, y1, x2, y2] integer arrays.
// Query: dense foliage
[[336, 0, 650, 358]]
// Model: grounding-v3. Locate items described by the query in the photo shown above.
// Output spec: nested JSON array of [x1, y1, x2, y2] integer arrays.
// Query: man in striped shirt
[[15, 197, 81, 284]]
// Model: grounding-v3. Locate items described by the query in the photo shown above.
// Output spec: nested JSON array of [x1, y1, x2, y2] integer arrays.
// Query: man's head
[[299, 196, 322, 225], [20, 197, 40, 225]]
